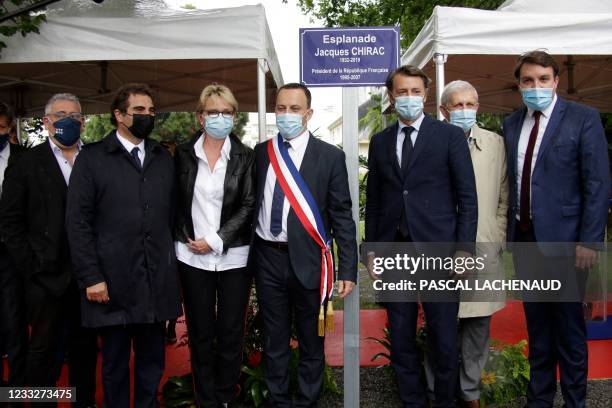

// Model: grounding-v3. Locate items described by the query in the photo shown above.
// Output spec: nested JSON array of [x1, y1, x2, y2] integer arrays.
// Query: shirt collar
[[397, 113, 425, 135], [284, 129, 310, 151], [528, 93, 557, 119], [194, 133, 231, 163], [116, 130, 145, 153], [48, 137, 82, 153]]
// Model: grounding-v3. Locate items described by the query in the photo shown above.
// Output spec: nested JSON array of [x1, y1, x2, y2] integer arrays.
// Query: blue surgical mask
[[53, 117, 81, 147], [449, 109, 477, 132], [394, 96, 424, 121], [521, 88, 554, 111], [205, 115, 233, 139], [276, 113, 304, 140]]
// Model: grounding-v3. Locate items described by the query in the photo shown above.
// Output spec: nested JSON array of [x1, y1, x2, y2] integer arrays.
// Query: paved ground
[[317, 367, 612, 407]]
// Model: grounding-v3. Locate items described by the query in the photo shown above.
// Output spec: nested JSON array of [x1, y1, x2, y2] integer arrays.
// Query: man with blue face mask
[[435, 80, 508, 408], [252, 82, 357, 407], [504, 51, 609, 408], [365, 65, 478, 408], [0, 93, 98, 406]]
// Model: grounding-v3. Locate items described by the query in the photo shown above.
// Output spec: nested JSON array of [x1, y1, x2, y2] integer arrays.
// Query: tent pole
[[434, 53, 447, 120], [342, 87, 360, 408], [257, 59, 267, 142], [16, 117, 22, 146]]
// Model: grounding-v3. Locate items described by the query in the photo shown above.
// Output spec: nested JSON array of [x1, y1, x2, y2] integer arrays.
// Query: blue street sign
[[299, 26, 400, 87]]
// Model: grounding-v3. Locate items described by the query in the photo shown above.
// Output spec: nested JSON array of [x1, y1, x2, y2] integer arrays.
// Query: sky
[[164, 0, 345, 136]]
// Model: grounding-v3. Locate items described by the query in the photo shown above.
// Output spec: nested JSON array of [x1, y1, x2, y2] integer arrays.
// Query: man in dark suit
[[0, 94, 98, 406], [504, 51, 609, 408], [252, 83, 357, 408], [66, 83, 182, 408], [365, 65, 478, 408], [0, 102, 27, 387]]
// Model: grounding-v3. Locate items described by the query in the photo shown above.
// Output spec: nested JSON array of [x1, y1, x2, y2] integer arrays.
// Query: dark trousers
[[24, 279, 65, 387], [179, 262, 251, 407], [0, 243, 27, 386], [386, 302, 459, 408], [513, 223, 587, 408], [386, 230, 459, 408], [253, 239, 324, 408], [22, 278, 98, 407], [100, 323, 165, 408], [60, 283, 99, 408]]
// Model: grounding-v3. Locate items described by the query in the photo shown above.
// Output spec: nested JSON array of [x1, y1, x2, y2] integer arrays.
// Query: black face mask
[[127, 114, 155, 139], [0, 133, 8, 152]]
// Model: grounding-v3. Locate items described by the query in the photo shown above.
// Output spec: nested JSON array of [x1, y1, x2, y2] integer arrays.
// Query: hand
[[86, 282, 109, 304], [366, 252, 380, 281], [337, 280, 355, 298], [575, 245, 597, 269], [187, 238, 212, 255], [453, 250, 472, 278]]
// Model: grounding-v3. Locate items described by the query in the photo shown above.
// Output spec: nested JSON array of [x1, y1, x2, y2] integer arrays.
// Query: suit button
[[143, 177, 148, 182], [144, 203, 149, 210], [403, 190, 408, 196], [146, 234, 152, 241]]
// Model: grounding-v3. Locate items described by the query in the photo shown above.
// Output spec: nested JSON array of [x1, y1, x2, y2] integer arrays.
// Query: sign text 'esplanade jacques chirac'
[[299, 26, 400, 87]]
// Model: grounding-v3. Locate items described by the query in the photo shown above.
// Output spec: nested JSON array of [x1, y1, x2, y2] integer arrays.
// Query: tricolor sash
[[267, 134, 334, 336]]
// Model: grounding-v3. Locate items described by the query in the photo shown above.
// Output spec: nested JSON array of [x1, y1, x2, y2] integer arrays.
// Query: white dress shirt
[[516, 93, 558, 219], [175, 134, 249, 271], [116, 130, 145, 166], [49, 138, 81, 185], [0, 143, 10, 197], [396, 113, 425, 165], [256, 130, 310, 242]]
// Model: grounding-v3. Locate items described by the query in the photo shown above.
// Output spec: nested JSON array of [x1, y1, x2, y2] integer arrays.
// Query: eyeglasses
[[50, 111, 84, 121], [204, 111, 234, 119]]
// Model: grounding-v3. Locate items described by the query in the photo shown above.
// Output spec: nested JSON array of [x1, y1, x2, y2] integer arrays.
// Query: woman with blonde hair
[[175, 84, 255, 408]]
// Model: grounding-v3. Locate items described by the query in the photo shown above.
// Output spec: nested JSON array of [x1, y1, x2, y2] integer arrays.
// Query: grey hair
[[441, 80, 478, 107], [44, 93, 81, 115]]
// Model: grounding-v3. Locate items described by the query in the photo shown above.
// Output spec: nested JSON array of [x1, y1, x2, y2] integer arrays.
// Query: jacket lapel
[[142, 139, 161, 172], [299, 132, 317, 176], [386, 122, 402, 180], [38, 140, 68, 194], [407, 115, 432, 172], [535, 97, 566, 165], [508, 108, 527, 179]]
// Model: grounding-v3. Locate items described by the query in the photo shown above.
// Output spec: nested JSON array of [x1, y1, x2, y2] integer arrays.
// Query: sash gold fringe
[[318, 305, 325, 337], [325, 301, 334, 332]]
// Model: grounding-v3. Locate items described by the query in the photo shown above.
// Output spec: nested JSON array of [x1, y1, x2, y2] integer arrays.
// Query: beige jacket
[[459, 125, 509, 318]]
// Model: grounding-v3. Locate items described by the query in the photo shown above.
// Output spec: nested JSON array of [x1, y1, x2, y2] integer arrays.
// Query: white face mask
[[276, 113, 304, 140], [395, 96, 424, 121]]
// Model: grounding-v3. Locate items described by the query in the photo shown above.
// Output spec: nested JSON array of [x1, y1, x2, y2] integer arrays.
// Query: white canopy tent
[[386, 0, 612, 115], [0, 2, 284, 139]]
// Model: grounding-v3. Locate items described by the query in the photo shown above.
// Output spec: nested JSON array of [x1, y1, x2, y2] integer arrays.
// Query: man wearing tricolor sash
[[252, 83, 358, 407]]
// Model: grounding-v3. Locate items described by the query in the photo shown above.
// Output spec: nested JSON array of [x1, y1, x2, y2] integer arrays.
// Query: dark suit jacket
[[0, 142, 26, 245], [365, 115, 478, 253], [254, 133, 357, 289], [0, 141, 72, 297], [66, 132, 181, 328], [503, 97, 610, 244]]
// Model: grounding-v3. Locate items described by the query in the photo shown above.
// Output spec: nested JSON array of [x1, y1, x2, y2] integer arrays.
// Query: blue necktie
[[130, 147, 142, 169], [270, 141, 290, 237]]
